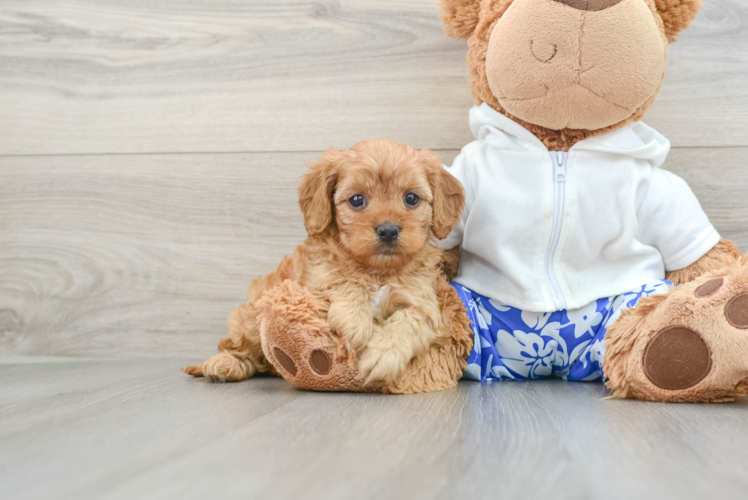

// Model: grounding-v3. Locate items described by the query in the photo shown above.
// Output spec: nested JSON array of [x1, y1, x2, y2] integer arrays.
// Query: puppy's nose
[[376, 222, 401, 245], [553, 0, 623, 11]]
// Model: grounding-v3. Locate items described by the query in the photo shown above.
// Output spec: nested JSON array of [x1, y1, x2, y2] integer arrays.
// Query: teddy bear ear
[[655, 0, 704, 43], [439, 0, 482, 39]]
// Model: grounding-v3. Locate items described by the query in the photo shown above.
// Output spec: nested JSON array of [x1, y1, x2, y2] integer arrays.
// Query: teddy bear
[[433, 0, 748, 402]]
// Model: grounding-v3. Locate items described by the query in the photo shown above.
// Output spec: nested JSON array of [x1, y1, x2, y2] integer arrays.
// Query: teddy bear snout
[[553, 0, 624, 11], [485, 0, 665, 130]]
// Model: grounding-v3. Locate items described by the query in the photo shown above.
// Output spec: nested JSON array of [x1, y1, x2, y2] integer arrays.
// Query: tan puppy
[[185, 139, 465, 386]]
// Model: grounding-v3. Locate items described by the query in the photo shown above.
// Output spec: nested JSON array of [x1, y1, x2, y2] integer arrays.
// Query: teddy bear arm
[[438, 246, 462, 282], [665, 238, 742, 286]]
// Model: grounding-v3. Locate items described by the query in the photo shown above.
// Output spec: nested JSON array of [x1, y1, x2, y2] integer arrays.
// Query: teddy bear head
[[440, 0, 702, 149]]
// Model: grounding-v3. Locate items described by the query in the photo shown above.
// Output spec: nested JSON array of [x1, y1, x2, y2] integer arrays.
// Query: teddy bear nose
[[376, 222, 401, 244], [553, 0, 624, 11]]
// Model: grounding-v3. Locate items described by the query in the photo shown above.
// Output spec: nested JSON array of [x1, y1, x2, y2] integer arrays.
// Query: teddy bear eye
[[349, 194, 366, 208], [405, 193, 420, 207]]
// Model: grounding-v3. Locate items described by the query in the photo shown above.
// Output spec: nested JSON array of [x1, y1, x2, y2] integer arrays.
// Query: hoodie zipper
[[545, 152, 568, 311]]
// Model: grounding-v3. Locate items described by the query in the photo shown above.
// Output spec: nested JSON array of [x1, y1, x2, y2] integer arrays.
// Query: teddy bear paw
[[607, 256, 748, 402], [256, 282, 371, 392]]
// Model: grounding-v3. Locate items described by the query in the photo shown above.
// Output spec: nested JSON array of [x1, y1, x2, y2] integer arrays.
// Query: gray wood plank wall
[[1, 0, 747, 359]]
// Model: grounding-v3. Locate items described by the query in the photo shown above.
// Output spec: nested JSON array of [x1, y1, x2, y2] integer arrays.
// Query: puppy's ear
[[299, 149, 341, 237], [656, 0, 703, 43], [423, 150, 465, 240], [439, 0, 481, 39]]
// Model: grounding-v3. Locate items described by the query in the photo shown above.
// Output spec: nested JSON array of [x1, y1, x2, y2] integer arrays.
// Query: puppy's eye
[[404, 193, 420, 207], [349, 194, 366, 208]]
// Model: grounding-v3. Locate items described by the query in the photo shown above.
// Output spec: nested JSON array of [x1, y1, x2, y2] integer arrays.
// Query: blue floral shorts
[[452, 281, 672, 382]]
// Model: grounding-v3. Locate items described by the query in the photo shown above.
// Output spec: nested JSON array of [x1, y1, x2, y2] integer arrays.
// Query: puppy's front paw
[[328, 312, 374, 353], [357, 346, 409, 385]]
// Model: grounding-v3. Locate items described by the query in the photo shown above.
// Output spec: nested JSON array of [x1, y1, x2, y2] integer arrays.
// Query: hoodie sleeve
[[438, 151, 472, 250], [637, 168, 721, 272]]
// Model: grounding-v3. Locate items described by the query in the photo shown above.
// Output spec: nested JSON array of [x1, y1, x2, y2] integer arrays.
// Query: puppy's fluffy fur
[[185, 139, 465, 385]]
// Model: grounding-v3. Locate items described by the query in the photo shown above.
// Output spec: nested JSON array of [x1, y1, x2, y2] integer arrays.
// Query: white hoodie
[[441, 103, 720, 312]]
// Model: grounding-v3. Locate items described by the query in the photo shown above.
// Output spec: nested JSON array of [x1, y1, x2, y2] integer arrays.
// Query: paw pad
[[725, 292, 748, 329], [309, 350, 331, 375], [643, 326, 712, 391], [695, 277, 723, 298], [273, 347, 297, 376]]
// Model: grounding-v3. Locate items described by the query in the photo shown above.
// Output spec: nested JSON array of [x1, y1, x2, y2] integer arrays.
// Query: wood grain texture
[[665, 147, 748, 246], [0, 0, 747, 155], [0, 152, 310, 358], [1, 357, 747, 500], [0, 0, 474, 155], [1, 148, 746, 359]]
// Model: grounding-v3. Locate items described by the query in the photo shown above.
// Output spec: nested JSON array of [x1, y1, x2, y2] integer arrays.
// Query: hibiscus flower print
[[520, 310, 553, 330], [565, 301, 604, 339], [487, 298, 512, 313], [495, 329, 557, 379], [490, 363, 516, 380], [476, 300, 493, 327], [452, 280, 672, 383]]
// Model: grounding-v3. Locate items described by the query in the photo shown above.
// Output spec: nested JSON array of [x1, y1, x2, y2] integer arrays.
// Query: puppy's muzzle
[[376, 222, 401, 245]]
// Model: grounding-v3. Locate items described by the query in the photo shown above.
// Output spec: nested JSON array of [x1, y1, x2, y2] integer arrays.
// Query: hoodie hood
[[469, 102, 671, 168]]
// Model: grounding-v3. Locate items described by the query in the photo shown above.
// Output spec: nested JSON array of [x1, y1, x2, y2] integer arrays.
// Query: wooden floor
[[2, 1, 748, 498], [2, 357, 748, 500]]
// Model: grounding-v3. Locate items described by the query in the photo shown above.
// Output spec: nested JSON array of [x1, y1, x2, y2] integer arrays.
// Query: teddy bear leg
[[256, 280, 377, 392], [604, 256, 748, 402]]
